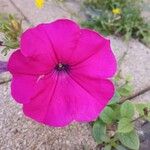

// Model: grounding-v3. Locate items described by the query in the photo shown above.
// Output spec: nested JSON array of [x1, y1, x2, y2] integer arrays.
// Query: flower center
[[55, 63, 70, 72]]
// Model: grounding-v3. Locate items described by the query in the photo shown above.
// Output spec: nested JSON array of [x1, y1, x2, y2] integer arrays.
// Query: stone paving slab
[[132, 91, 150, 103], [0, 83, 96, 150], [109, 36, 127, 62], [109, 36, 150, 96], [0, 0, 21, 17], [10, 0, 80, 26], [142, 0, 150, 22], [120, 39, 150, 94], [0, 0, 29, 29]]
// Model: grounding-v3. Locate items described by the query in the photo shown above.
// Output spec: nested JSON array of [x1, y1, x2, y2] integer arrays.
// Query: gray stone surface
[[109, 36, 150, 95], [140, 122, 150, 150], [0, 0, 21, 17], [0, 83, 97, 150], [132, 91, 150, 103], [142, 0, 150, 22], [119, 39, 150, 94], [10, 0, 81, 26], [0, 0, 30, 29], [109, 36, 128, 62]]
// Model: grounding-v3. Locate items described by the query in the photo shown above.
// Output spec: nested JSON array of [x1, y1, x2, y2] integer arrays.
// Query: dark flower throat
[[55, 63, 70, 72]]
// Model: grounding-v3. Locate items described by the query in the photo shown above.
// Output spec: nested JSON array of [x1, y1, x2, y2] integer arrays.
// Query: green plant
[[0, 14, 22, 55], [82, 0, 150, 47], [92, 75, 150, 150]]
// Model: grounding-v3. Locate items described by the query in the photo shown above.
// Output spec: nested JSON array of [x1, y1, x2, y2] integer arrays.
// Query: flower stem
[[131, 110, 150, 123], [119, 86, 150, 104]]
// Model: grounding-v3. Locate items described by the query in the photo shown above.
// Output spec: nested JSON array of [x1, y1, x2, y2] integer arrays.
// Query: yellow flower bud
[[11, 20, 20, 31], [35, 0, 45, 9], [112, 8, 121, 15]]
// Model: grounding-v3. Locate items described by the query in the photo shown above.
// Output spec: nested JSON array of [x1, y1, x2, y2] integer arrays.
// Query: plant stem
[[131, 115, 144, 123], [118, 51, 127, 67], [131, 110, 150, 123], [119, 86, 150, 104]]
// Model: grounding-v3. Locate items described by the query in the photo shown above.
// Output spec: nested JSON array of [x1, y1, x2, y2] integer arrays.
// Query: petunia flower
[[8, 19, 117, 127]]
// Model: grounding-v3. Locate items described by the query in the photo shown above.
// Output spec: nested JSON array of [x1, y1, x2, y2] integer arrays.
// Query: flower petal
[[23, 72, 114, 127], [71, 39, 117, 78], [11, 74, 37, 104], [68, 74, 115, 121], [22, 72, 58, 123], [23, 73, 73, 126], [21, 23, 57, 65], [69, 29, 108, 65], [8, 50, 53, 75], [42, 19, 80, 62]]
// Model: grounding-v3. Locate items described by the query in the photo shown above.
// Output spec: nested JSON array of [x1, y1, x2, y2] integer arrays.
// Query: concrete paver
[[120, 39, 150, 94], [10, 0, 80, 26], [0, 83, 97, 150]]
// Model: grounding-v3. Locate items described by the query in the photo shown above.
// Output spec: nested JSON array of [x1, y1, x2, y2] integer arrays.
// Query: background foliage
[[92, 74, 150, 150], [0, 14, 22, 55], [82, 0, 150, 47]]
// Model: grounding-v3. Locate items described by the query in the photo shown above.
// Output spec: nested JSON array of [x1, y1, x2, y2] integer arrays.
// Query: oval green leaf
[[118, 130, 140, 150], [92, 120, 106, 143], [109, 91, 121, 105], [117, 118, 134, 133], [100, 106, 114, 124], [104, 145, 111, 150], [121, 100, 134, 119], [115, 145, 128, 150]]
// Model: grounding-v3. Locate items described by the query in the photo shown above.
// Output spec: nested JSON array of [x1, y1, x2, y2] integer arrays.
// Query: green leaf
[[118, 84, 133, 97], [100, 135, 110, 143], [104, 145, 111, 150], [135, 103, 150, 121], [118, 130, 140, 150], [111, 104, 121, 121], [109, 91, 121, 105], [100, 106, 114, 124], [121, 100, 134, 119], [135, 103, 144, 114], [115, 145, 128, 150], [92, 120, 106, 143], [125, 75, 132, 82], [117, 118, 134, 133], [141, 33, 150, 48]]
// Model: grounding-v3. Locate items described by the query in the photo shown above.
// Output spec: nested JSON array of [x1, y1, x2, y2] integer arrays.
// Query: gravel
[[0, 83, 97, 150]]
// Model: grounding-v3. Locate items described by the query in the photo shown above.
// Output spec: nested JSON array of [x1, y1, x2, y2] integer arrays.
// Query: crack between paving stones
[[0, 78, 11, 85], [120, 86, 150, 104], [9, 0, 33, 27]]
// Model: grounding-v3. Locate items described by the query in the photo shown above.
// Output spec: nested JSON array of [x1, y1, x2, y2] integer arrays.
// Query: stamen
[[55, 63, 70, 72]]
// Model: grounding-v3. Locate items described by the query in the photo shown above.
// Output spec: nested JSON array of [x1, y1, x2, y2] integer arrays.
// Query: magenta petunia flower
[[8, 19, 117, 127]]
